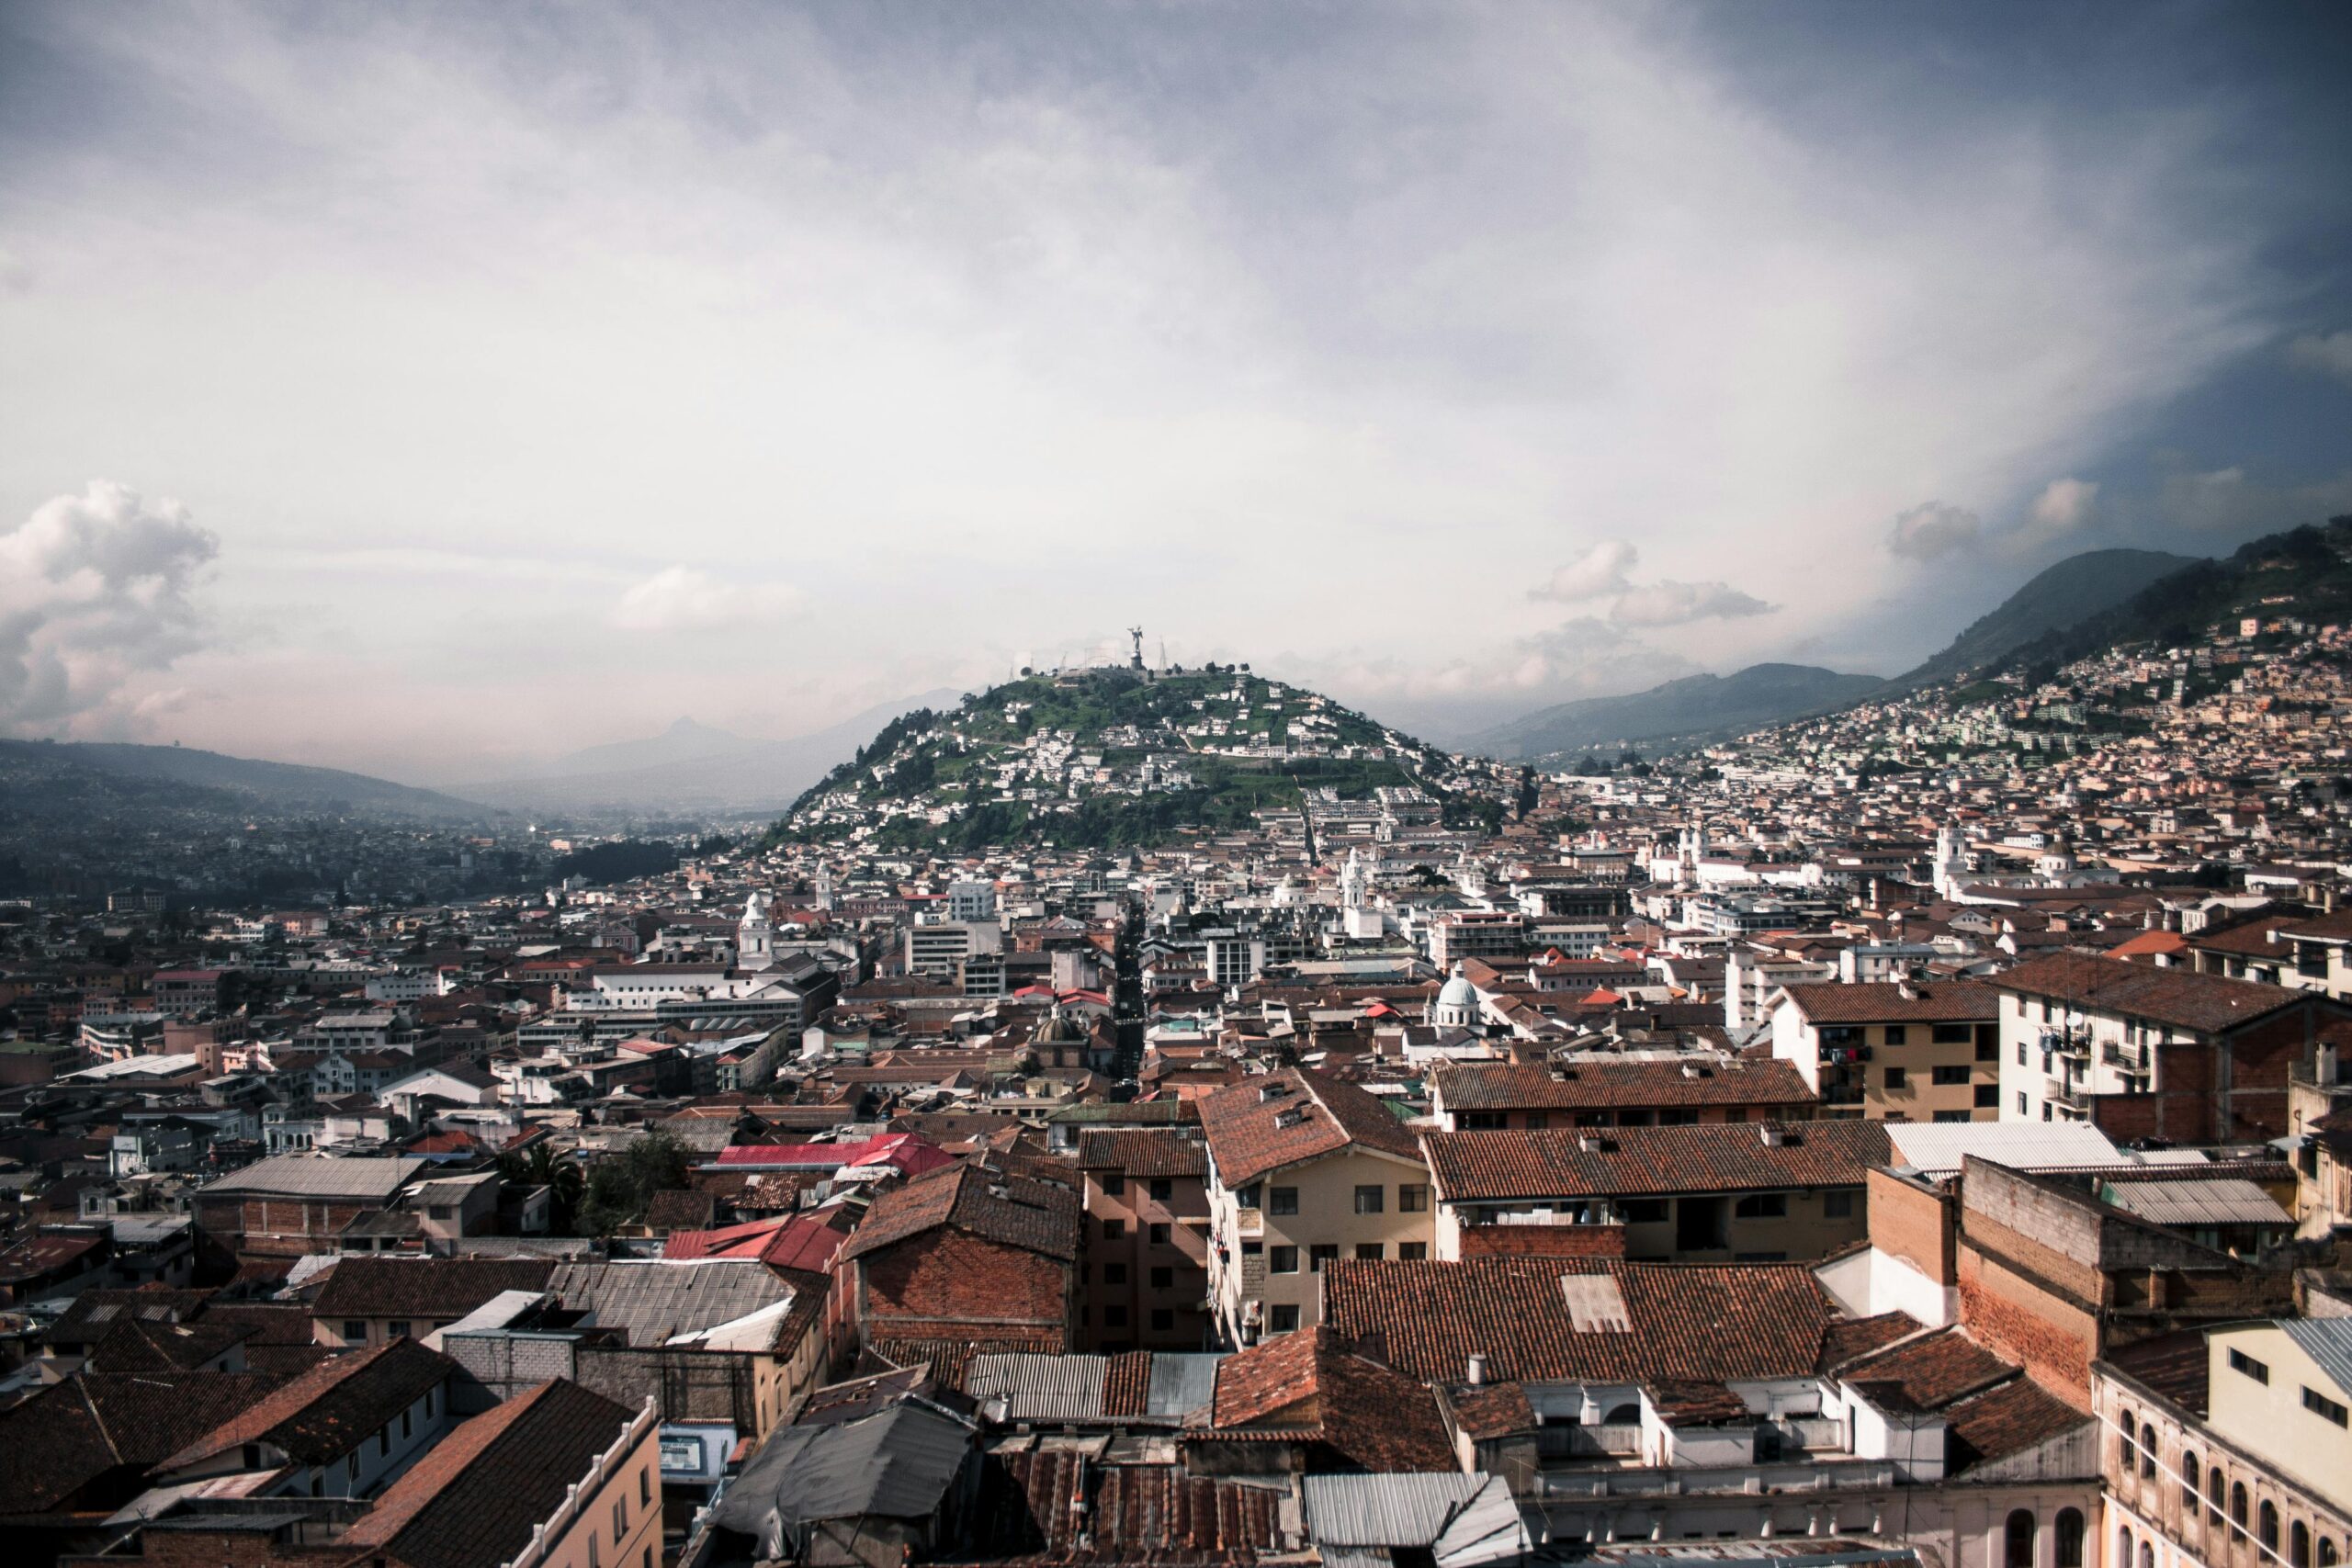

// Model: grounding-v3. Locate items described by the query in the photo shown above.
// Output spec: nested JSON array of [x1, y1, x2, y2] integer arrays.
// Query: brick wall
[[857, 1227, 1072, 1351], [1457, 1224, 1627, 1260], [1867, 1168, 1954, 1284], [1958, 1240, 2098, 1409]]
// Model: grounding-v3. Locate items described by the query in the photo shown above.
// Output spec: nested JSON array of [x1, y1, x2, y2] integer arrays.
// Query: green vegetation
[[575, 1128, 692, 1236]]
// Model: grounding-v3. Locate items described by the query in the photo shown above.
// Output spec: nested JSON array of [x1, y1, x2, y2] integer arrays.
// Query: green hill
[[1893, 547, 2201, 689], [0, 739, 490, 821], [1471, 663, 1887, 762], [764, 666, 1466, 851]]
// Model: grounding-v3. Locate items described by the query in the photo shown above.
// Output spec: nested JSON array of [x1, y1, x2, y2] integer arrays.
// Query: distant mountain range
[[1473, 545, 2212, 762], [458, 691, 966, 814], [0, 739, 491, 822]]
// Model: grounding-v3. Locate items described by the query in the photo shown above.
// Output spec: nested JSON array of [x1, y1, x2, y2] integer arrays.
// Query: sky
[[4, 1, 2350, 780]]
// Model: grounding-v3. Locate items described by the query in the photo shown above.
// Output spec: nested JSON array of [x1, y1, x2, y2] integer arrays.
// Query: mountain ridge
[[1471, 663, 1886, 762]]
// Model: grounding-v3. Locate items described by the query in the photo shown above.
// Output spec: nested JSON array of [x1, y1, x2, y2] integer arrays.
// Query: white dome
[[1437, 971, 1478, 1010]]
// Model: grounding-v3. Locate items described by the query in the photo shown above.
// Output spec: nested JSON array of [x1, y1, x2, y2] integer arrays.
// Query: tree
[[1515, 766, 1540, 820], [575, 1128, 693, 1237], [499, 1142, 585, 1235]]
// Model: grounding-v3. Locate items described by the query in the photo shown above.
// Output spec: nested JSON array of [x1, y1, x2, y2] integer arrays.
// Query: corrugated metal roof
[[202, 1154, 426, 1198], [2282, 1318, 2352, 1401], [546, 1258, 791, 1347], [1144, 1352, 1224, 1418], [1304, 1472, 1489, 1546], [966, 1352, 1109, 1421], [1883, 1122, 2121, 1178], [715, 1402, 973, 1546], [2101, 1179, 2291, 1228]]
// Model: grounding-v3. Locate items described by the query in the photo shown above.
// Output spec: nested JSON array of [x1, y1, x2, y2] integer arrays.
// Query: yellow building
[[1768, 980, 2001, 1122]]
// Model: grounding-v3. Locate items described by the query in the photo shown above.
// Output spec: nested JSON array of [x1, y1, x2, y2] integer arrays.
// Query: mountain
[[767, 666, 1470, 851], [461, 691, 965, 815], [0, 739, 490, 821], [1893, 547, 2201, 690], [1469, 663, 1888, 762]]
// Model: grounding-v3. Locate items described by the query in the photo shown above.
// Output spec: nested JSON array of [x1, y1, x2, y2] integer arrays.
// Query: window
[[424, 1389, 435, 1416], [1621, 1198, 1669, 1224], [1733, 1193, 1788, 1219], [1102, 1218, 1125, 1240], [347, 1452, 360, 1483], [2232, 1482, 2249, 1538], [1461, 1111, 1507, 1130], [1525, 1112, 1550, 1130], [1976, 1031, 1999, 1062], [1932, 1023, 1973, 1044], [1398, 1242, 1427, 1260], [2018, 1091, 2030, 1115], [1270, 1246, 1299, 1273], [401, 1409, 413, 1438], [2055, 1508, 2085, 1568], [379, 1427, 390, 1457], [2005, 1510, 2036, 1568], [2116, 1529, 2133, 1568], [589, 1535, 600, 1568], [2264, 1504, 2281, 1556], [1104, 1305, 1128, 1327], [1355, 1243, 1384, 1260], [613, 1497, 628, 1538], [1933, 1110, 1972, 1123], [2208, 1466, 2225, 1528], [1883, 1025, 1907, 1045], [2181, 1450, 2199, 1514], [1398, 1184, 1430, 1213], [1824, 1190, 1856, 1219], [1150, 1308, 1174, 1332], [1103, 1262, 1126, 1284], [1149, 1178, 1172, 1201], [2120, 1408, 2138, 1472], [1148, 1223, 1170, 1245], [344, 1321, 367, 1341], [2303, 1386, 2350, 1427], [1268, 1304, 1299, 1333], [1237, 1183, 1261, 1209], [2017, 1041, 2029, 1065], [1931, 1065, 1971, 1086], [2321, 1538, 2339, 1568], [1309, 1243, 1339, 1272], [1974, 1083, 2000, 1108], [1270, 1186, 1298, 1215], [640, 1467, 651, 1506], [1884, 1066, 1907, 1089], [1150, 1266, 1173, 1289], [2229, 1348, 2269, 1384], [2294, 1522, 2312, 1568], [2140, 1421, 2157, 1479], [1101, 1173, 1125, 1197], [1353, 1185, 1385, 1214]]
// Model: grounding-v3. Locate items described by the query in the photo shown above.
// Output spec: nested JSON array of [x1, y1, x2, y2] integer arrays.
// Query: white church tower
[[738, 890, 775, 972], [1340, 846, 1368, 912]]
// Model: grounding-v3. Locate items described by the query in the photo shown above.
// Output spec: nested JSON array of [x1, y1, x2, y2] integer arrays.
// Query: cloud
[[1531, 539, 1639, 602], [611, 566, 797, 633], [1608, 580, 1775, 627], [2028, 478, 2100, 534], [0, 480, 220, 733], [2287, 330, 2352, 384], [1886, 502, 1984, 560], [2155, 465, 2352, 533], [1532, 539, 1772, 626]]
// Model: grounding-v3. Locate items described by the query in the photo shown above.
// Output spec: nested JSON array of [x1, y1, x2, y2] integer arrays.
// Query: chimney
[[1466, 1353, 1488, 1386], [1759, 1125, 1787, 1147]]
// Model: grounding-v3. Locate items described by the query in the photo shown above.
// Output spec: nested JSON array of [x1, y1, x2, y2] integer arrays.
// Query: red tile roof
[[1987, 953, 2308, 1033], [1207, 1325, 1455, 1472], [1434, 1058, 1815, 1113], [1422, 1120, 1888, 1202], [841, 1161, 1081, 1264], [1197, 1069, 1424, 1189], [1775, 981, 1999, 1024]]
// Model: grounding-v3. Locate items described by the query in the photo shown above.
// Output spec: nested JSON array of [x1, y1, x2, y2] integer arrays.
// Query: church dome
[[1436, 965, 1478, 1012]]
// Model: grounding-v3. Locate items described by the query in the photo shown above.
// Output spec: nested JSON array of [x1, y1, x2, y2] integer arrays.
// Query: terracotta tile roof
[[1421, 1120, 1889, 1202], [1206, 1326, 1454, 1472], [1444, 1379, 1536, 1439], [1435, 1059, 1815, 1113], [1102, 1350, 1153, 1419], [164, 1337, 456, 1469], [344, 1378, 641, 1568], [1834, 1328, 2015, 1414], [0, 1371, 280, 1514], [974, 1448, 1290, 1563], [1816, 1311, 1924, 1372], [1775, 981, 1999, 1024], [1987, 953, 2307, 1033], [2102, 1327, 2213, 1416], [311, 1257, 557, 1322], [841, 1161, 1081, 1264], [1323, 1258, 1851, 1386], [1197, 1069, 1426, 1189], [1076, 1129, 1210, 1179], [1943, 1375, 2094, 1469]]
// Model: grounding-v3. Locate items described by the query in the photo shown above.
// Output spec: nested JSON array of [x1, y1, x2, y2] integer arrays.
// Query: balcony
[[2100, 1043, 2143, 1069], [1532, 1458, 1901, 1499], [1540, 1424, 1644, 1460], [1234, 1210, 1263, 1239]]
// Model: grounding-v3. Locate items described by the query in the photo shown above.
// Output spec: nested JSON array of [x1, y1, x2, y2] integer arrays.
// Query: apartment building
[[1198, 1068, 1432, 1346], [1075, 1128, 1212, 1351], [2096, 1319, 2352, 1568], [1768, 981, 2001, 1122], [1430, 1057, 1816, 1130]]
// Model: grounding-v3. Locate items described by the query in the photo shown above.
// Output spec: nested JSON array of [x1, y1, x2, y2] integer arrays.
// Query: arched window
[[1603, 1402, 1641, 1425], [2262, 1504, 2280, 1556], [2232, 1483, 2249, 1538], [2056, 1508, 2085, 1568], [2210, 1467, 2226, 1529], [2141, 1421, 2159, 1480], [2291, 1521, 2312, 1568], [2317, 1536, 2337, 1568], [2182, 1450, 2200, 1515], [2120, 1409, 2138, 1473], [2119, 1528, 2135, 1568], [2007, 1510, 2037, 1568], [2138, 1547, 2152, 1568]]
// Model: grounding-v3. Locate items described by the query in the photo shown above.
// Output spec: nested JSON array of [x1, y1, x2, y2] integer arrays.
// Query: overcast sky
[[5, 2, 2350, 779]]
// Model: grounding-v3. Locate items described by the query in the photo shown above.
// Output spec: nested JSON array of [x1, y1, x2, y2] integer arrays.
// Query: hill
[[765, 666, 1473, 851], [0, 739, 489, 821], [460, 693, 962, 816], [1470, 663, 1887, 762], [1893, 547, 2200, 689]]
